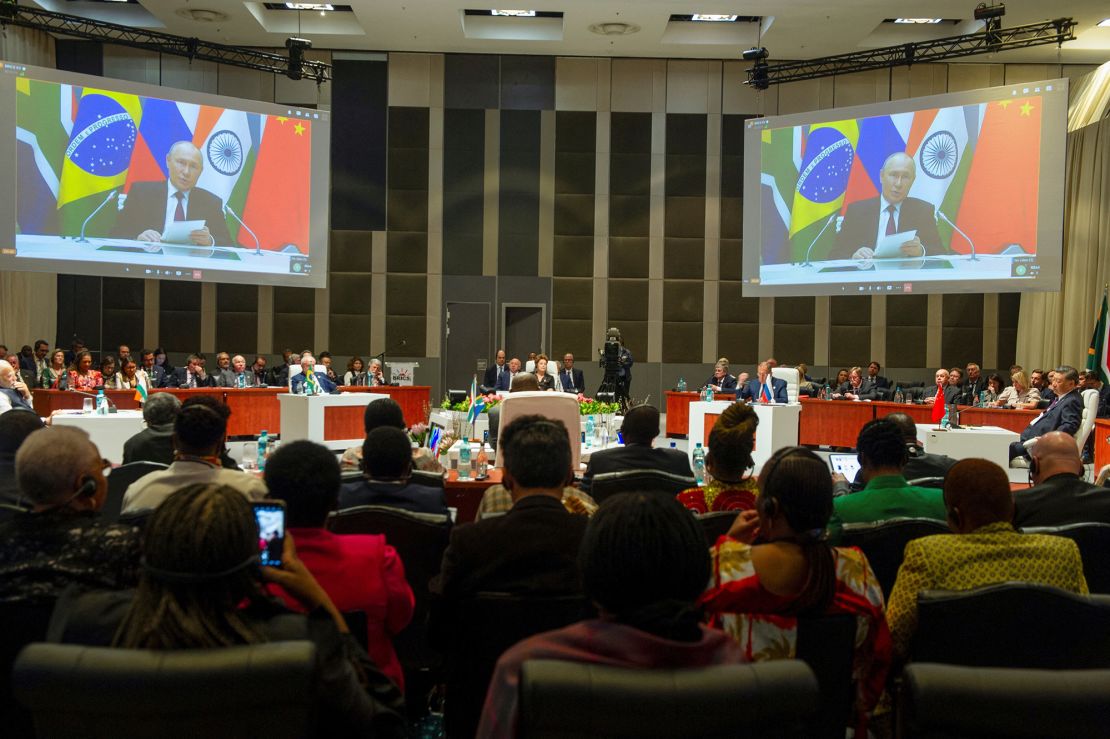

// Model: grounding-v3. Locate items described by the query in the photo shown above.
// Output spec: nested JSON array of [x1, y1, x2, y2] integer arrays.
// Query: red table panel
[[340, 386, 432, 429], [445, 468, 503, 524], [798, 398, 874, 447], [1094, 419, 1110, 473]]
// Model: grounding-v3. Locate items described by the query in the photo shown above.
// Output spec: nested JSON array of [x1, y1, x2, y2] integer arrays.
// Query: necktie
[[173, 192, 186, 221], [885, 204, 897, 236]]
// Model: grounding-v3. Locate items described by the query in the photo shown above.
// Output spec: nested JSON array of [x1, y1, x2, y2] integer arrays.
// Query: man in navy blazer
[[338, 427, 447, 515], [739, 361, 788, 404], [558, 352, 585, 394], [112, 141, 232, 247], [482, 349, 511, 393], [704, 362, 737, 393], [1010, 366, 1084, 461], [581, 405, 694, 492], [290, 354, 338, 395]]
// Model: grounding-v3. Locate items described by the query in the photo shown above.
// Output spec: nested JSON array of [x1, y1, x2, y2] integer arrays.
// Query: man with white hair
[[122, 392, 182, 465], [368, 358, 386, 387], [0, 359, 34, 415], [291, 353, 338, 395]]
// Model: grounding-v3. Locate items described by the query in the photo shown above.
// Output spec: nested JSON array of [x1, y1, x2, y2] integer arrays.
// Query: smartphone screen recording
[[253, 501, 285, 568]]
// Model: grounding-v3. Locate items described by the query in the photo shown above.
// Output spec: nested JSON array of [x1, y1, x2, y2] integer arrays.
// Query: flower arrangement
[[578, 396, 620, 416], [408, 422, 428, 446], [440, 393, 503, 413]]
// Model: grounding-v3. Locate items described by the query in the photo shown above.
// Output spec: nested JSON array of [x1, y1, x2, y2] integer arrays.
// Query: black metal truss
[[746, 18, 1077, 89], [0, 1, 331, 83]]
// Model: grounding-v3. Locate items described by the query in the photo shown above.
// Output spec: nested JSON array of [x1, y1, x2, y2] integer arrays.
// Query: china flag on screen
[[241, 116, 311, 253]]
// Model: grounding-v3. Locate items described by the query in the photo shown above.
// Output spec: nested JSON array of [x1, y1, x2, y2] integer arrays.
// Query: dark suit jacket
[[429, 494, 586, 601], [145, 365, 166, 388], [705, 374, 738, 392], [558, 368, 585, 394], [291, 372, 338, 395], [1014, 473, 1110, 528], [112, 181, 232, 247], [0, 387, 34, 413], [836, 378, 879, 400], [903, 446, 957, 482], [121, 424, 238, 469], [166, 367, 216, 388], [1096, 385, 1110, 419], [739, 377, 788, 404], [338, 479, 447, 515], [958, 377, 988, 405], [581, 444, 695, 492], [831, 195, 942, 261], [1019, 390, 1084, 444], [869, 374, 891, 390], [483, 364, 512, 393]]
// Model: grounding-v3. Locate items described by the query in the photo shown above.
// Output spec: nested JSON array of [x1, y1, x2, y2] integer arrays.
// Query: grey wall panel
[[273, 287, 315, 353], [886, 295, 928, 368], [774, 297, 815, 363], [498, 110, 541, 276], [443, 108, 486, 275], [445, 54, 500, 109], [158, 282, 201, 354], [941, 294, 984, 367], [609, 237, 650, 279], [102, 278, 145, 355], [664, 238, 705, 279], [829, 295, 872, 367], [608, 280, 649, 322], [215, 283, 258, 354], [500, 55, 555, 110], [997, 293, 1020, 372]]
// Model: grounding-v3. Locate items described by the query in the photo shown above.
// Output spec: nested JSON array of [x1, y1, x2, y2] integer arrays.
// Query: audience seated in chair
[[264, 439, 415, 693], [1014, 431, 1110, 527], [477, 492, 747, 739], [121, 401, 267, 514], [885, 458, 1089, 659], [340, 397, 443, 474], [582, 404, 693, 493], [476, 482, 597, 520], [179, 394, 255, 470], [829, 419, 946, 535], [676, 403, 758, 513], [49, 483, 407, 737], [883, 412, 957, 482], [120, 392, 181, 466], [338, 427, 448, 515], [698, 447, 890, 735], [0, 410, 44, 511]]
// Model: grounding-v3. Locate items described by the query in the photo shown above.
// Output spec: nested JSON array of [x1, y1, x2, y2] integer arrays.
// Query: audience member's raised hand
[[260, 532, 349, 634], [726, 509, 760, 544]]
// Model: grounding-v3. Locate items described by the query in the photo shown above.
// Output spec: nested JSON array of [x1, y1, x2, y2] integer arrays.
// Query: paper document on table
[[872, 229, 919, 259], [160, 220, 206, 244]]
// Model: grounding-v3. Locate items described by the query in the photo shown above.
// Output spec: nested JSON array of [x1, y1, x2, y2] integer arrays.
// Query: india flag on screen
[[194, 107, 263, 246]]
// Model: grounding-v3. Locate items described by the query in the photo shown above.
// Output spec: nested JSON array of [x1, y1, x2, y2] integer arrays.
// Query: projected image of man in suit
[[832, 152, 941, 264], [113, 141, 232, 248]]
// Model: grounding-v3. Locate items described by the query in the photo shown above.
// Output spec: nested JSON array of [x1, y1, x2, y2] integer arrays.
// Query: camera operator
[[599, 328, 634, 402]]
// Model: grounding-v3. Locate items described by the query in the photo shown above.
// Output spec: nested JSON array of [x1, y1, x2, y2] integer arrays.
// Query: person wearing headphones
[[0, 426, 140, 606], [698, 446, 891, 735]]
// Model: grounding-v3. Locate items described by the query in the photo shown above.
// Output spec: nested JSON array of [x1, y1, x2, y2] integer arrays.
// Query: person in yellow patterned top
[[698, 446, 890, 735], [885, 457, 1089, 659], [676, 403, 759, 513]]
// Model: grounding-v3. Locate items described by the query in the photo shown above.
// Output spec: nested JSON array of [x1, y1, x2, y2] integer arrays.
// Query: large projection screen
[[0, 60, 331, 288], [742, 78, 1067, 297]]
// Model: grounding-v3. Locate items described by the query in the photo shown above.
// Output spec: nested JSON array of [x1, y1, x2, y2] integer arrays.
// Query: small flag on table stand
[[1087, 286, 1110, 385], [134, 383, 147, 405]]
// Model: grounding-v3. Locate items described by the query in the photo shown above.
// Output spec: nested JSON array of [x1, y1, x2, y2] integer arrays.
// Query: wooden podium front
[[278, 393, 392, 450], [339, 386, 431, 428]]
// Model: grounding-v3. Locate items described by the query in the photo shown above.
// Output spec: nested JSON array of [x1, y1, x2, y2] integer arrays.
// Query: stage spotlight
[[741, 46, 769, 61], [973, 3, 1006, 21], [285, 37, 312, 81]]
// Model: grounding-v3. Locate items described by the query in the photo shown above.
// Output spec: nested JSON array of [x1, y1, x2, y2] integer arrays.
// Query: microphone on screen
[[936, 210, 978, 262], [76, 189, 118, 243], [801, 213, 838, 267], [223, 203, 262, 257]]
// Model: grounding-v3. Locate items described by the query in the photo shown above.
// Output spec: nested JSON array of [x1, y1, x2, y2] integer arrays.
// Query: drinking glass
[[82, 397, 94, 413]]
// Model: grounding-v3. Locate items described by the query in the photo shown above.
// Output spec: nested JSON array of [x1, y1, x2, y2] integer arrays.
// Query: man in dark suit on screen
[[112, 141, 232, 248], [1010, 366, 1085, 462], [831, 152, 942, 263]]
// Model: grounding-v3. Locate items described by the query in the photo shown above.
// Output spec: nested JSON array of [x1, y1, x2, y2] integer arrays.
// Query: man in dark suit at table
[[867, 361, 891, 390], [289, 354, 337, 395], [1009, 366, 1084, 462], [558, 352, 585, 395], [138, 349, 166, 388], [482, 349, 511, 393], [704, 360, 737, 393], [835, 366, 879, 401], [338, 426, 447, 514], [581, 405, 694, 492], [112, 141, 233, 248], [1014, 431, 1110, 527], [166, 354, 215, 388], [739, 361, 787, 404], [830, 152, 942, 263]]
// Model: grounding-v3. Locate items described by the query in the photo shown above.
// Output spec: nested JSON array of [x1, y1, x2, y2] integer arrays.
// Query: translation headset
[[141, 554, 261, 584], [759, 447, 812, 518]]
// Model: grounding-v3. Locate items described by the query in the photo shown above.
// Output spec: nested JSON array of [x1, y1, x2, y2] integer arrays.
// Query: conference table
[[31, 385, 432, 437]]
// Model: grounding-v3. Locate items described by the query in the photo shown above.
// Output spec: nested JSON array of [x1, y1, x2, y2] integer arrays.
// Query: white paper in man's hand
[[160, 219, 206, 244]]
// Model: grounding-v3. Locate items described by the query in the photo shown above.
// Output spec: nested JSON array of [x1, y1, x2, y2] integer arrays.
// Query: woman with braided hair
[[698, 446, 891, 735], [676, 402, 759, 513]]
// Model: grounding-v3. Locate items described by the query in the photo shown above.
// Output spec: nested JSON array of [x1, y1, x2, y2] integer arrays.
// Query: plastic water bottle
[[677, 377, 687, 392], [893, 385, 904, 404], [692, 443, 706, 485], [705, 386, 714, 402], [585, 416, 595, 449], [257, 430, 269, 470], [95, 388, 108, 415], [600, 422, 609, 449], [699, 387, 707, 401], [940, 406, 950, 429], [477, 431, 490, 477], [458, 437, 471, 480], [825, 383, 832, 401]]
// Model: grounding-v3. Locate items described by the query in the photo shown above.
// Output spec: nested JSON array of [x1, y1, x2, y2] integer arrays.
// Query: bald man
[[885, 458, 1088, 657], [112, 140, 233, 247], [831, 152, 943, 263], [1013, 431, 1110, 527]]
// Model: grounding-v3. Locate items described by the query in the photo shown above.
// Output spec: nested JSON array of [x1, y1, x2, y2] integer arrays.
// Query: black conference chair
[[104, 461, 167, 523], [795, 614, 858, 739], [697, 510, 738, 545], [1023, 522, 1110, 595], [838, 518, 950, 599], [912, 583, 1110, 668], [340, 468, 445, 489], [906, 476, 945, 489], [442, 593, 592, 739], [326, 504, 452, 714], [14, 641, 316, 739], [0, 602, 54, 739], [589, 469, 697, 504], [517, 659, 819, 739], [898, 664, 1110, 739]]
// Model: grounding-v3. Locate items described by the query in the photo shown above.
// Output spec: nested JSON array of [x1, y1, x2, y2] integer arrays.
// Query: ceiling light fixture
[[691, 14, 739, 22], [491, 9, 536, 16], [285, 3, 335, 10], [1097, 18, 1110, 27], [894, 18, 943, 24], [588, 21, 640, 36]]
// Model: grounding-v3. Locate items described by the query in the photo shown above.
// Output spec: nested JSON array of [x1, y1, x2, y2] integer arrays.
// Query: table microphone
[[801, 213, 838, 267], [71, 389, 118, 412], [77, 189, 118, 243], [223, 203, 261, 256], [936, 210, 978, 261]]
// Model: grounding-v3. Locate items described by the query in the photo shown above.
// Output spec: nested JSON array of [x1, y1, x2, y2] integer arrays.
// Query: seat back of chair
[[697, 511, 737, 546], [518, 659, 819, 739], [495, 392, 582, 469], [899, 664, 1110, 739], [411, 469, 446, 489], [0, 603, 54, 739], [913, 583, 1110, 668], [772, 367, 800, 404], [1078, 388, 1099, 452], [14, 641, 316, 739], [839, 518, 950, 599], [105, 461, 168, 523], [906, 476, 945, 489], [1020, 523, 1110, 595], [795, 614, 858, 739], [447, 594, 592, 739], [326, 505, 452, 675], [590, 469, 697, 504]]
